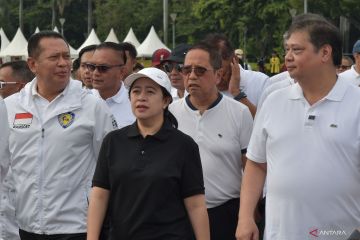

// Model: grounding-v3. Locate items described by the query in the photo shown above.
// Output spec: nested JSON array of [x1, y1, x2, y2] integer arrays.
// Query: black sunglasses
[[181, 66, 213, 76], [86, 63, 124, 73], [163, 63, 183, 73]]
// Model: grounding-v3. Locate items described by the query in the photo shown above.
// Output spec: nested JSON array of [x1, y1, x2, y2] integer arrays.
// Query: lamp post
[[304, 0, 308, 13], [170, 13, 177, 49], [59, 18, 65, 36]]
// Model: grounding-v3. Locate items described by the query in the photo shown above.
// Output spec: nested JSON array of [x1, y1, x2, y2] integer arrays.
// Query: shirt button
[[141, 150, 145, 155]]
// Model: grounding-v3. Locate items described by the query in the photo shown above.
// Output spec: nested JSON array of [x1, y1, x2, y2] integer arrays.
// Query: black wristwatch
[[234, 90, 247, 101]]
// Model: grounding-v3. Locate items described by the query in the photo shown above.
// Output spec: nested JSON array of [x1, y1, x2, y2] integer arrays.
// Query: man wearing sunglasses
[[3, 31, 117, 240], [169, 42, 253, 240], [89, 42, 135, 129], [0, 61, 34, 99], [340, 40, 360, 86], [161, 43, 191, 101], [78, 44, 97, 89]]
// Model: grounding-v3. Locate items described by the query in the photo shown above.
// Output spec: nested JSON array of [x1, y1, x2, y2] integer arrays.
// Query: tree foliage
[[0, 0, 359, 58]]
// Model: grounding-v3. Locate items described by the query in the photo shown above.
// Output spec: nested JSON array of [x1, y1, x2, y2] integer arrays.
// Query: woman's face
[[130, 77, 170, 122]]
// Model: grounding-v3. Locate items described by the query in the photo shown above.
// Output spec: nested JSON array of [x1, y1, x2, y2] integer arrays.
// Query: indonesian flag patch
[[13, 112, 33, 129]]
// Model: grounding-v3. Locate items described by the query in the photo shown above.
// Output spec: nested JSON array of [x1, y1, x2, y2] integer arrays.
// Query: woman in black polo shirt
[[87, 67, 209, 240]]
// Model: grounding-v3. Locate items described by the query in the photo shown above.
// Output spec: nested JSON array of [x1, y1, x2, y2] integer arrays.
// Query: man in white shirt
[[169, 42, 253, 240], [88, 42, 135, 129], [4, 31, 117, 240], [339, 40, 360, 86], [236, 13, 360, 240]]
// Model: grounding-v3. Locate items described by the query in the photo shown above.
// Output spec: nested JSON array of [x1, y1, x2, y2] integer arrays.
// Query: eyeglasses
[[181, 66, 213, 76], [164, 63, 183, 73], [0, 81, 21, 89], [339, 65, 351, 70], [85, 63, 124, 73]]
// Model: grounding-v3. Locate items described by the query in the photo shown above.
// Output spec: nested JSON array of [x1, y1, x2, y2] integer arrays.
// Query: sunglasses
[[163, 63, 183, 73], [0, 81, 22, 89], [181, 66, 213, 76], [339, 65, 351, 69], [86, 63, 124, 73]]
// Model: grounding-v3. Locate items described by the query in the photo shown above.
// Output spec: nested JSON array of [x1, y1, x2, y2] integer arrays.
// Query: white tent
[[77, 28, 101, 53], [0, 28, 10, 53], [34, 27, 40, 34], [53, 26, 59, 33], [0, 28, 28, 58], [137, 26, 170, 58], [123, 28, 140, 48], [105, 28, 119, 43]]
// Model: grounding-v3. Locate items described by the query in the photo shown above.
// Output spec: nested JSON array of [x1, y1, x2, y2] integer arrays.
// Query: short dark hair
[[286, 13, 342, 66], [78, 44, 97, 63], [0, 60, 35, 83], [203, 33, 234, 60], [188, 41, 222, 70], [95, 42, 127, 64], [120, 42, 137, 59], [28, 31, 68, 58], [72, 58, 80, 71]]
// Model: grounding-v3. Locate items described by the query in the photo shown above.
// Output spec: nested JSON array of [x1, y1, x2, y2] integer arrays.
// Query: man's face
[[90, 48, 125, 94], [27, 37, 71, 90], [0, 66, 23, 98], [183, 49, 220, 99], [123, 50, 136, 78], [79, 50, 94, 88], [354, 53, 360, 72], [164, 61, 185, 91], [285, 31, 322, 81], [217, 57, 232, 91]]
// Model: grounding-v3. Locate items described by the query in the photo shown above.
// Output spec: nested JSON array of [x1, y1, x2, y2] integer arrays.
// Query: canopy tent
[[0, 28, 28, 58], [137, 26, 169, 58], [0, 28, 10, 53], [77, 28, 101, 53], [34, 27, 40, 34], [123, 27, 140, 48], [105, 28, 119, 43], [53, 26, 59, 33]]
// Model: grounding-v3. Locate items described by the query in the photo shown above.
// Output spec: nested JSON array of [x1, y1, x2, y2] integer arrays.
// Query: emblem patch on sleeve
[[13, 112, 33, 129], [58, 112, 75, 128]]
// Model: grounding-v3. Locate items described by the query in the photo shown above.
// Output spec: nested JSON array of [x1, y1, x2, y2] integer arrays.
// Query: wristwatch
[[234, 90, 247, 101]]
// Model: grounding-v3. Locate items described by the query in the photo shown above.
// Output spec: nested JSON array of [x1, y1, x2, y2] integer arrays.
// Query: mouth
[[55, 71, 69, 77], [136, 104, 149, 112]]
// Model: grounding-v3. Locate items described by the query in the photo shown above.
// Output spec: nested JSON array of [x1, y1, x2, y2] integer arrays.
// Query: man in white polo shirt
[[339, 40, 360, 86], [89, 42, 135, 129], [169, 42, 253, 240], [236, 13, 360, 240]]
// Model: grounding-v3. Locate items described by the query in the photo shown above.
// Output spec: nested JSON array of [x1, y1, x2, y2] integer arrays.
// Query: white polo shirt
[[248, 77, 360, 240], [93, 82, 135, 129], [339, 65, 360, 86], [169, 94, 253, 208], [239, 65, 269, 106]]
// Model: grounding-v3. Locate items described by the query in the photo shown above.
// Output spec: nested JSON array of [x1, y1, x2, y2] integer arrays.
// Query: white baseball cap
[[124, 67, 172, 100]]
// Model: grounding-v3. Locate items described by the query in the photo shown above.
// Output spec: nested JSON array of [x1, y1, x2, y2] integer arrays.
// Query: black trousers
[[19, 229, 86, 240], [207, 198, 240, 240]]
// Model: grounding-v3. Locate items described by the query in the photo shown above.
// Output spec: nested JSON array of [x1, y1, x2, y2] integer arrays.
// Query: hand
[[235, 218, 259, 240], [228, 56, 241, 96]]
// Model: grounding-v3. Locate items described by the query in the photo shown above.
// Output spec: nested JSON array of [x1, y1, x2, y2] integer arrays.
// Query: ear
[[163, 95, 171, 109], [214, 68, 222, 85], [27, 57, 37, 74], [320, 44, 333, 63]]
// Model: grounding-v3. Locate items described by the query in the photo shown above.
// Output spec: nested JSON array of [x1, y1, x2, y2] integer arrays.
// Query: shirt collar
[[31, 78, 69, 99], [92, 82, 127, 103], [185, 92, 223, 111], [289, 77, 348, 102], [127, 119, 174, 141], [350, 65, 360, 77]]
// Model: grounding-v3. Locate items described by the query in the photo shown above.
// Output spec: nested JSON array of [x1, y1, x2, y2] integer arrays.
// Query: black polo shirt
[[93, 119, 205, 240]]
